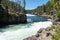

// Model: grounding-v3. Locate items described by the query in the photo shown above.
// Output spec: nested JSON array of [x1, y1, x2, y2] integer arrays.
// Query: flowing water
[[0, 14, 52, 40]]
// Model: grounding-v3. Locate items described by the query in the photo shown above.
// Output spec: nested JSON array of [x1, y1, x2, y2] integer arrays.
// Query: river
[[0, 14, 52, 40]]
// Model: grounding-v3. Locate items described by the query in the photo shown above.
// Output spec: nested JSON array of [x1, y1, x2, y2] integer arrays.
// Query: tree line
[[1, 0, 24, 13], [27, 0, 60, 18]]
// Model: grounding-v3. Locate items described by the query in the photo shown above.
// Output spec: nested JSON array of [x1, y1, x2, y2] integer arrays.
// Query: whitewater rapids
[[0, 14, 52, 40]]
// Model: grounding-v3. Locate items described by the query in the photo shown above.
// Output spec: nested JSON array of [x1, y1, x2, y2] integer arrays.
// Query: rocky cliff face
[[0, 5, 27, 27], [8, 14, 27, 24]]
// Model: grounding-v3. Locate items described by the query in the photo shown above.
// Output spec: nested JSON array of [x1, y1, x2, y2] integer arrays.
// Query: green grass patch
[[51, 25, 60, 40]]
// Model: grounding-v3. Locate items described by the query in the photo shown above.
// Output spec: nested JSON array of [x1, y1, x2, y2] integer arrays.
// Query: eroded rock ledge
[[0, 5, 27, 27]]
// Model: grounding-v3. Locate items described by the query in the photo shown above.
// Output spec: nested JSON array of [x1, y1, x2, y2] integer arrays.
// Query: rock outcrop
[[0, 4, 27, 27], [24, 27, 55, 40], [8, 14, 27, 24]]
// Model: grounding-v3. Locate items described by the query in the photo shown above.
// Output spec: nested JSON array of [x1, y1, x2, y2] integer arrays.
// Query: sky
[[25, 0, 49, 10], [11, 0, 49, 10]]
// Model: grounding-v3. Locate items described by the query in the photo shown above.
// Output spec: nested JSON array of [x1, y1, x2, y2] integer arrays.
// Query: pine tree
[[23, 0, 26, 14]]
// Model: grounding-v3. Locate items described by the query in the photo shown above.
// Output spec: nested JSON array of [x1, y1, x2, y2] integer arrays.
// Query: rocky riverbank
[[24, 18, 60, 40], [24, 20, 60, 40], [24, 25, 56, 40]]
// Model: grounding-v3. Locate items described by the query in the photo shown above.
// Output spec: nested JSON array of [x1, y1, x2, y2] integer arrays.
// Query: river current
[[0, 14, 52, 40]]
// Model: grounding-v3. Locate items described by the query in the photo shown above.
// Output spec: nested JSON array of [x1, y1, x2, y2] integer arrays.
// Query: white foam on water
[[26, 14, 36, 16], [0, 14, 52, 40], [0, 21, 52, 40]]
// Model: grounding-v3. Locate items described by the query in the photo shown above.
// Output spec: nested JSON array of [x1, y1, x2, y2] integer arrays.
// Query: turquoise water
[[0, 14, 52, 40]]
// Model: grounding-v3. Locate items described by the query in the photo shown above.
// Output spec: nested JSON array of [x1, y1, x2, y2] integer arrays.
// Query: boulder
[[24, 28, 53, 40], [37, 28, 45, 33], [24, 36, 37, 40]]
